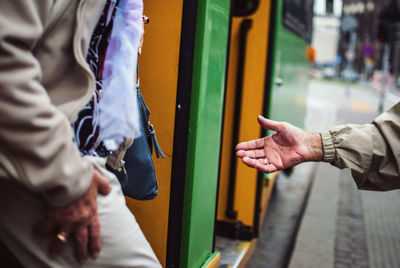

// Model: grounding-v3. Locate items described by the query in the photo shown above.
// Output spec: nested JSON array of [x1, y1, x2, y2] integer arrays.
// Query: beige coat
[[321, 101, 400, 191], [0, 1, 106, 206]]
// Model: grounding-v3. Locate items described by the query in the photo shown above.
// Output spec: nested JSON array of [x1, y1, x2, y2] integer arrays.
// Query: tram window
[[232, 0, 260, 16], [282, 0, 314, 42]]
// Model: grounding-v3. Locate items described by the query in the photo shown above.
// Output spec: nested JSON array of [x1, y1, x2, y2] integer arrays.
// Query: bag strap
[[136, 61, 165, 159]]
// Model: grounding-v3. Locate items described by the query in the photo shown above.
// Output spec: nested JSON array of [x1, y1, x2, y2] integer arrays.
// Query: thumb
[[92, 170, 112, 196], [257, 115, 282, 132]]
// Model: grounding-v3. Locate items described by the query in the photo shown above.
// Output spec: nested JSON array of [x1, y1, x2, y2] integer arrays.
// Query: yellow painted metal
[[202, 252, 221, 268], [258, 172, 278, 228], [218, 0, 272, 226], [238, 240, 257, 268], [237, 173, 278, 268], [124, 1, 183, 266]]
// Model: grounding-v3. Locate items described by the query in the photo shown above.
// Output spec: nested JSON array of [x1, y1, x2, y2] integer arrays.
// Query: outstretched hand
[[236, 115, 323, 173]]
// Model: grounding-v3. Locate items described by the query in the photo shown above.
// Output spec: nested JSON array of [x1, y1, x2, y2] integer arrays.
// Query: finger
[[88, 219, 101, 259], [74, 226, 89, 263], [254, 161, 278, 174], [241, 156, 260, 169], [236, 138, 265, 151], [93, 170, 111, 195], [236, 150, 246, 158], [242, 157, 278, 173], [246, 149, 265, 159], [48, 227, 71, 258], [236, 149, 265, 159], [33, 219, 56, 236], [257, 115, 284, 132]]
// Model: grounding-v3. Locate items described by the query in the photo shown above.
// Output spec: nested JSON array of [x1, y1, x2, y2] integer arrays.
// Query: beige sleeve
[[0, 1, 93, 206], [320, 102, 400, 191]]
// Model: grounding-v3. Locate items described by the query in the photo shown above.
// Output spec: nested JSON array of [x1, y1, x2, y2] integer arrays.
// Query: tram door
[[124, 0, 230, 267], [124, 1, 184, 266], [216, 0, 276, 241]]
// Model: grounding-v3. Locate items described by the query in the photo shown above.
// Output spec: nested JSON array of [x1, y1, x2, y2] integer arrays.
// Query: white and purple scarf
[[99, 0, 144, 151], [73, 0, 144, 155]]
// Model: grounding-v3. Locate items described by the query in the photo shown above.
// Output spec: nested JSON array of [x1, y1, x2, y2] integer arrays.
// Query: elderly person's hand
[[236, 115, 323, 173], [34, 170, 111, 263]]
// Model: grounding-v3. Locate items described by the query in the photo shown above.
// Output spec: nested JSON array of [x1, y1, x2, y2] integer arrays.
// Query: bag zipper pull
[[148, 124, 165, 159]]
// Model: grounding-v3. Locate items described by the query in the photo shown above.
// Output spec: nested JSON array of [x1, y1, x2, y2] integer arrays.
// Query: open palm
[[236, 116, 322, 173]]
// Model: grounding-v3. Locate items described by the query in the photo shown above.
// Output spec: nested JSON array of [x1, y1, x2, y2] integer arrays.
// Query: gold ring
[[57, 231, 68, 243]]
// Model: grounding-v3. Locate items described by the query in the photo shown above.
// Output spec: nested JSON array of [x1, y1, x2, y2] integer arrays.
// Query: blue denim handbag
[[109, 81, 164, 200], [123, 85, 164, 199]]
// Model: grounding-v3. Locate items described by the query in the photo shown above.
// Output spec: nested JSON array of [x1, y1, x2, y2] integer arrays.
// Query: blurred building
[[339, 0, 400, 78], [312, 0, 342, 65]]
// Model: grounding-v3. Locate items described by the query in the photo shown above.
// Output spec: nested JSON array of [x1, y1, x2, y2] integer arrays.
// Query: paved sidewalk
[[288, 163, 340, 268], [289, 81, 400, 268], [361, 189, 400, 267], [289, 165, 370, 268], [246, 163, 316, 268], [248, 81, 400, 268]]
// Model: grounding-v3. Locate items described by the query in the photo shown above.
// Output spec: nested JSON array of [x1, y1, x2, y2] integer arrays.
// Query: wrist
[[305, 133, 323, 161]]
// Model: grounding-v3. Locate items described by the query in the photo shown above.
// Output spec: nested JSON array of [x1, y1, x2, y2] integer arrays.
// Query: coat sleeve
[[321, 102, 400, 191], [0, 1, 93, 206]]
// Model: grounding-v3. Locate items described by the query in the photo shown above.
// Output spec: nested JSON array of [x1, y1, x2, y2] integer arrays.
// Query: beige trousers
[[0, 157, 161, 268]]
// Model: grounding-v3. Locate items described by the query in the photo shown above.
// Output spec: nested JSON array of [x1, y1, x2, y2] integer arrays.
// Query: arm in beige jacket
[[236, 102, 400, 191], [0, 1, 93, 206], [321, 102, 400, 191]]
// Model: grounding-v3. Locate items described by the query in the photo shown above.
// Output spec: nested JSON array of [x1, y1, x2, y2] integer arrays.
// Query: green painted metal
[[180, 0, 230, 267], [267, 0, 311, 128]]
